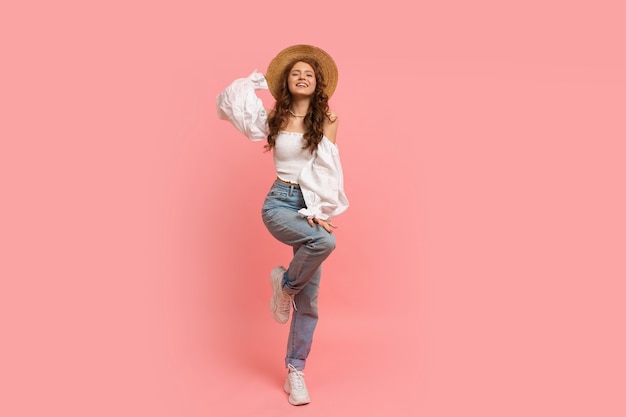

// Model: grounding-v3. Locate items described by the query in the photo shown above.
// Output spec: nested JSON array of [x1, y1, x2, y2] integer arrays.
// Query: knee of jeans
[[316, 233, 336, 254]]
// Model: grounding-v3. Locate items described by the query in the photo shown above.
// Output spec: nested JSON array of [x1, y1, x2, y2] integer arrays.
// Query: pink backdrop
[[2, 1, 625, 416]]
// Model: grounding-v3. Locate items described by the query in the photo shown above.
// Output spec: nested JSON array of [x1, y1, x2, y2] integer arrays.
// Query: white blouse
[[216, 70, 349, 220], [273, 131, 314, 184]]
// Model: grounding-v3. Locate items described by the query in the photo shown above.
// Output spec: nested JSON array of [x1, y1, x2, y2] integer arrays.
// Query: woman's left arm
[[307, 111, 341, 232], [297, 118, 349, 228]]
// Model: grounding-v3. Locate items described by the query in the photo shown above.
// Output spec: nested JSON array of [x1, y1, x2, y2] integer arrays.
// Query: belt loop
[[289, 184, 294, 196]]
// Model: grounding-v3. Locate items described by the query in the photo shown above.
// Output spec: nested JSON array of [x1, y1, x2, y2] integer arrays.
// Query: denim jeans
[[261, 180, 336, 371]]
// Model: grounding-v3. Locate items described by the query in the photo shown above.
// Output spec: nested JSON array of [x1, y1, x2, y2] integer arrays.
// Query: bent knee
[[315, 233, 336, 254]]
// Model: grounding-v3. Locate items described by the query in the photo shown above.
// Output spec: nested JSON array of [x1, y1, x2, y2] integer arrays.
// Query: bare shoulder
[[323, 110, 339, 143]]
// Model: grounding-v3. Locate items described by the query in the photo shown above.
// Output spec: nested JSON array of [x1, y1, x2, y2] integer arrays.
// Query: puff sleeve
[[216, 70, 269, 141], [297, 137, 349, 220]]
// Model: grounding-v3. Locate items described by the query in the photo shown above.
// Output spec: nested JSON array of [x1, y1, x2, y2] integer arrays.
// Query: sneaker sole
[[288, 395, 311, 406]]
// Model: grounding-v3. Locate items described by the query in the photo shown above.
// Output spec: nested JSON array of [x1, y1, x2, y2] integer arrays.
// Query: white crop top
[[216, 70, 349, 220], [273, 132, 314, 184]]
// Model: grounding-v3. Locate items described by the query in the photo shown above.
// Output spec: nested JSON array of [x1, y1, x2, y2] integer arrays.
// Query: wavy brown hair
[[266, 57, 332, 153]]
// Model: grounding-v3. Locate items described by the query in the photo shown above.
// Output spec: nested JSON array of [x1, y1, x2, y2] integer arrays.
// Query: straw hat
[[265, 44, 338, 99]]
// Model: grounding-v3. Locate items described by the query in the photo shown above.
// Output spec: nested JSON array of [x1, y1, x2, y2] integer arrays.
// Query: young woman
[[216, 44, 348, 406]]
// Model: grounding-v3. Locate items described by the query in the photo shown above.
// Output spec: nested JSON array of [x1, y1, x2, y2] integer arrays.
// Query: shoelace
[[282, 291, 297, 312], [287, 364, 305, 390]]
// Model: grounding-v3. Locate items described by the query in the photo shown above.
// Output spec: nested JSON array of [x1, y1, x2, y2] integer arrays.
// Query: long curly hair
[[266, 57, 331, 153]]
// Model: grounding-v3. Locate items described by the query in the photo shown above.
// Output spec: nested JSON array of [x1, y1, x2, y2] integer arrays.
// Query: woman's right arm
[[216, 70, 270, 141]]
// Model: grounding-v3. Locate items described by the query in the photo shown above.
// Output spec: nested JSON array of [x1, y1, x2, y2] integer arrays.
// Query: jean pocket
[[268, 190, 289, 200], [262, 190, 286, 213]]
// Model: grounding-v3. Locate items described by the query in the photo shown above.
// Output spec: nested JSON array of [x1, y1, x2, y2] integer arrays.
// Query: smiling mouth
[[296, 83, 308, 87]]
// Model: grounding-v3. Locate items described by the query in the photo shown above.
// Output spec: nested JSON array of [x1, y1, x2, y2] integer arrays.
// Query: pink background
[[2, 1, 625, 416]]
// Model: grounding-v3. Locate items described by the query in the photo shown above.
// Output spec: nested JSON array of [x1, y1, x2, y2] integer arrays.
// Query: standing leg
[[285, 263, 321, 371]]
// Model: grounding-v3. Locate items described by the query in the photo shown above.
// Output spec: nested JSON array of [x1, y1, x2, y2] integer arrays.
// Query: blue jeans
[[261, 180, 336, 371]]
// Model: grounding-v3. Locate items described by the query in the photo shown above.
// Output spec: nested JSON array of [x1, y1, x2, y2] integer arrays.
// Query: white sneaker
[[284, 364, 311, 405], [269, 266, 294, 324]]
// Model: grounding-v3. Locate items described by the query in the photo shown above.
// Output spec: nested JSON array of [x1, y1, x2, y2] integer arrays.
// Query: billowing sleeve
[[216, 70, 269, 141], [297, 137, 349, 220]]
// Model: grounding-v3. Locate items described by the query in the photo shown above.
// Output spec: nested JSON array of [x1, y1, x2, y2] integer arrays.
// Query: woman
[[216, 44, 348, 406]]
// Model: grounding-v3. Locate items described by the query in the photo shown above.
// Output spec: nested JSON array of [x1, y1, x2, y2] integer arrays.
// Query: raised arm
[[216, 70, 270, 141]]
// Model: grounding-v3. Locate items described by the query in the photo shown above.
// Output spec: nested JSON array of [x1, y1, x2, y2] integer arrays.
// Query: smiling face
[[287, 61, 317, 97]]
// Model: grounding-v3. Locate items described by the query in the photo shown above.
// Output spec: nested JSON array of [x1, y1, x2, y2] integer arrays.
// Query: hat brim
[[265, 44, 338, 100]]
